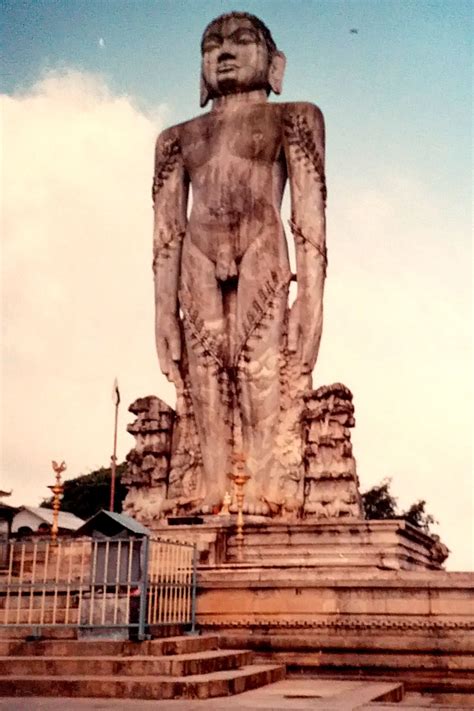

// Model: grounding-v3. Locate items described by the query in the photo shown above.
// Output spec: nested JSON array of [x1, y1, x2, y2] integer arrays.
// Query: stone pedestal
[[146, 517, 473, 691], [149, 518, 448, 571], [196, 567, 474, 693]]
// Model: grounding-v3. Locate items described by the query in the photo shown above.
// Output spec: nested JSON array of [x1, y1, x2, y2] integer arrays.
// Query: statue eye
[[202, 35, 221, 52], [233, 29, 258, 44]]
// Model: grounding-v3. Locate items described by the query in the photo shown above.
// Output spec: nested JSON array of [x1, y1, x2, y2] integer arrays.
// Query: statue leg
[[179, 240, 232, 511], [183, 339, 232, 510], [237, 288, 288, 514]]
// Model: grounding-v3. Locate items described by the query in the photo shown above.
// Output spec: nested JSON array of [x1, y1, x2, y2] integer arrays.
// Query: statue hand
[[156, 314, 182, 381], [287, 298, 320, 374]]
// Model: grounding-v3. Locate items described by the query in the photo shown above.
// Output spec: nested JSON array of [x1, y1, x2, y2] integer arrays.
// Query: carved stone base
[[147, 518, 448, 571], [143, 516, 473, 691]]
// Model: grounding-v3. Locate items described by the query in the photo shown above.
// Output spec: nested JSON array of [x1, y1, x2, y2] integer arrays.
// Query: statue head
[[200, 12, 286, 107]]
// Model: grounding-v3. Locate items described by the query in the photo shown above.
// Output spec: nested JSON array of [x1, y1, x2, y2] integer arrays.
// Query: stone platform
[[150, 517, 448, 571], [197, 567, 474, 694], [148, 518, 473, 693]]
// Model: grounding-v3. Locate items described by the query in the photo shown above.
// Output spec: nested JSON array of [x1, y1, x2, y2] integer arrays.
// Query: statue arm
[[283, 102, 327, 373], [152, 126, 189, 379]]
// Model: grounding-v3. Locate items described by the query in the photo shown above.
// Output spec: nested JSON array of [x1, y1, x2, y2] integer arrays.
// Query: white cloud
[[1, 70, 174, 505]]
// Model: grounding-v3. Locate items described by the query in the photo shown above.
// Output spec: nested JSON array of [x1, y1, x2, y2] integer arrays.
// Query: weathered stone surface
[[0, 634, 285, 699], [0, 635, 220, 656], [302, 383, 363, 519], [122, 396, 174, 521], [149, 12, 328, 517], [147, 519, 449, 571], [124, 380, 367, 522], [0, 649, 253, 677], [0, 664, 286, 700], [196, 567, 474, 692], [121, 13, 369, 523]]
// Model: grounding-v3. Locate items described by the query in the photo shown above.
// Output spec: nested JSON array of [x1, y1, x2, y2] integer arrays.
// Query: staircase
[[0, 634, 285, 699]]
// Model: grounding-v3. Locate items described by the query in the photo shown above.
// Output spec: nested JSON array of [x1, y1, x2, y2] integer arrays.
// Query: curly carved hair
[[201, 12, 278, 56]]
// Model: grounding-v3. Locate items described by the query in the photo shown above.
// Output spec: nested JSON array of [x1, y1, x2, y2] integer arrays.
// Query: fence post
[[189, 544, 197, 635], [138, 536, 149, 641]]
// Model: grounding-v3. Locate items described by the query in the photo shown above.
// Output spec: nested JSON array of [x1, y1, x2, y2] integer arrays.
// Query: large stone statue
[[152, 12, 327, 516]]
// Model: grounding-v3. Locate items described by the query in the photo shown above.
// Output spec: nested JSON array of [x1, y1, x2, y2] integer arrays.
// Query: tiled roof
[[76, 509, 151, 537]]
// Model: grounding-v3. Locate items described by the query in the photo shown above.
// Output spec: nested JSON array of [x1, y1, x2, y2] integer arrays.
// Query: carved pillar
[[122, 396, 174, 523], [303, 383, 364, 519]]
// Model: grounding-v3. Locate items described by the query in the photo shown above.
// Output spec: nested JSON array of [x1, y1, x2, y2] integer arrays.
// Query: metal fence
[[0, 536, 196, 639]]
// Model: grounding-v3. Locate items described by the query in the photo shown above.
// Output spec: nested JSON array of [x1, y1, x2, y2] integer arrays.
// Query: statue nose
[[218, 50, 236, 63]]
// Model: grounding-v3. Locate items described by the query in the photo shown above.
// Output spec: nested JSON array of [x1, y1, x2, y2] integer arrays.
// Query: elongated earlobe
[[268, 51, 286, 95], [200, 72, 211, 107]]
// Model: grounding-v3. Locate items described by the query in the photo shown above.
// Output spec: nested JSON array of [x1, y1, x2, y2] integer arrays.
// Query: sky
[[1, 0, 472, 570]]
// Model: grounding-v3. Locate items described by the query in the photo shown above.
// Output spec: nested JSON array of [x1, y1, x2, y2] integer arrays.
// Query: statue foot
[[199, 494, 226, 515], [229, 501, 270, 516]]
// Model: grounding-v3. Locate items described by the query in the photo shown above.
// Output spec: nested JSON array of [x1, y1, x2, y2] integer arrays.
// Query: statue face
[[201, 16, 270, 98]]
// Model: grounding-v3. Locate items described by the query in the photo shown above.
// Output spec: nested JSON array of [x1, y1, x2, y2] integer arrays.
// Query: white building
[[12, 507, 84, 536]]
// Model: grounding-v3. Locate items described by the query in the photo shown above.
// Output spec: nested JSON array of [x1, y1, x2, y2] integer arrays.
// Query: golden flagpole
[[49, 460, 66, 545], [229, 452, 250, 562]]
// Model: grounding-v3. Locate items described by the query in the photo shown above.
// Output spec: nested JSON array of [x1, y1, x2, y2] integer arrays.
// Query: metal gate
[[0, 536, 196, 639]]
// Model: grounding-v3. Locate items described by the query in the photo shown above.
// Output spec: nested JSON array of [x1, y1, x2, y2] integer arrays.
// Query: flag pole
[[110, 379, 120, 512]]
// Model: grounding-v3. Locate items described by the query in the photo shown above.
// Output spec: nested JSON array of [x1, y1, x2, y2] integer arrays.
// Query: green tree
[[41, 463, 128, 521], [401, 499, 437, 533], [361, 477, 437, 534], [361, 478, 398, 520]]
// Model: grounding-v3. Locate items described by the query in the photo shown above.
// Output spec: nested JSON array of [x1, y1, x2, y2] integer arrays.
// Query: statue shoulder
[[153, 124, 186, 187], [155, 124, 181, 153], [282, 101, 325, 129], [155, 114, 209, 150]]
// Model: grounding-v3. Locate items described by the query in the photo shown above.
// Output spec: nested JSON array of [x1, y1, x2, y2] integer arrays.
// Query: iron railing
[[0, 536, 196, 639]]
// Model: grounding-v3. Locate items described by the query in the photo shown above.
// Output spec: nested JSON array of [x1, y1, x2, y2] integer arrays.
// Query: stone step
[[220, 630, 474, 654], [266, 649, 474, 672], [225, 553, 406, 567], [225, 548, 430, 568], [227, 528, 428, 542], [0, 663, 286, 699], [225, 536, 435, 569], [0, 634, 219, 657], [0, 649, 252, 677], [306, 668, 474, 694]]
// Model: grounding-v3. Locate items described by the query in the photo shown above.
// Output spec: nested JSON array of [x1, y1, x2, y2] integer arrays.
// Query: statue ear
[[268, 51, 286, 95], [200, 71, 211, 108]]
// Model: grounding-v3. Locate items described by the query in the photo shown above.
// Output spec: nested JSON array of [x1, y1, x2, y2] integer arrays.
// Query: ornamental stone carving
[[121, 396, 173, 522], [303, 383, 363, 519]]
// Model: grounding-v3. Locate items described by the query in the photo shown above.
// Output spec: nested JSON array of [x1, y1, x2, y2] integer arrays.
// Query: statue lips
[[217, 62, 238, 76]]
